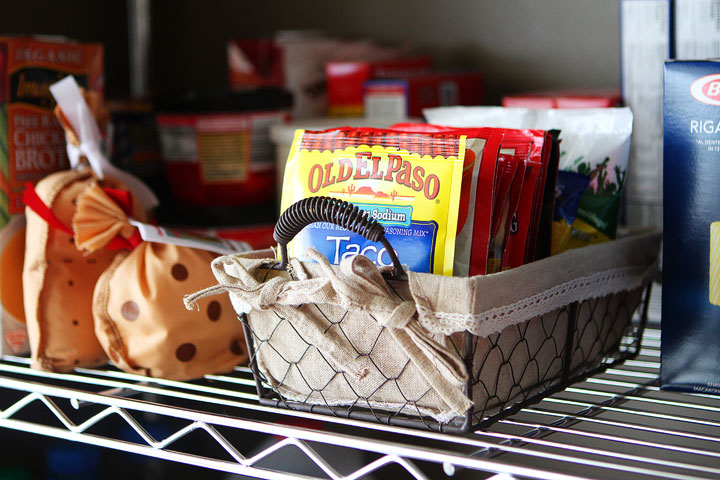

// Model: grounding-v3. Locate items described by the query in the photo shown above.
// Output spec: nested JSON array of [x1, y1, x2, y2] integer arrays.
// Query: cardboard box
[[620, 0, 671, 230], [363, 72, 484, 119], [675, 0, 720, 59], [662, 60, 720, 395], [0, 36, 103, 355], [326, 57, 432, 117]]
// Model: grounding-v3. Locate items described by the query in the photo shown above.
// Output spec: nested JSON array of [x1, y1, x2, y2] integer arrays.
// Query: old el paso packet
[[280, 128, 465, 275]]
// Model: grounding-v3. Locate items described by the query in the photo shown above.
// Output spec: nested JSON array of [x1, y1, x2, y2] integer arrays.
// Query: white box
[[620, 0, 671, 229], [675, 0, 720, 59]]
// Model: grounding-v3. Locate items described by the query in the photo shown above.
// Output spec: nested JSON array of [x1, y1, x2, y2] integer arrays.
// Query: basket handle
[[274, 196, 405, 278]]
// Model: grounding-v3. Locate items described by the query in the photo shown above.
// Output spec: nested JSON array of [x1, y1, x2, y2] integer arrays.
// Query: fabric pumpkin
[[22, 168, 147, 372], [71, 183, 248, 380], [92, 243, 248, 380]]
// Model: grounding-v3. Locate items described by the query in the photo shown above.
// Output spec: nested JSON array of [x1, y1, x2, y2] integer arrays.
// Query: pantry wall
[[3, 0, 620, 102]]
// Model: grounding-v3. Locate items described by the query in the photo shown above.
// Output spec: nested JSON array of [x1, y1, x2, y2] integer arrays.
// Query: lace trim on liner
[[416, 262, 658, 338]]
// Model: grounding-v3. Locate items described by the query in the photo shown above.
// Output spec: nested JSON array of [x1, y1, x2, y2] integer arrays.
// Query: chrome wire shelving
[[1, 286, 720, 480]]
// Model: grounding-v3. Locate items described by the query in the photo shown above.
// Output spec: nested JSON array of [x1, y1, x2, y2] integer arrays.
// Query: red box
[[326, 57, 432, 116], [364, 72, 484, 118], [501, 89, 621, 109], [227, 38, 284, 89]]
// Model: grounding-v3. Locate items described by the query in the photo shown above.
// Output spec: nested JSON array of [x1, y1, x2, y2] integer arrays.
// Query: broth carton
[[0, 36, 103, 355], [662, 60, 720, 394]]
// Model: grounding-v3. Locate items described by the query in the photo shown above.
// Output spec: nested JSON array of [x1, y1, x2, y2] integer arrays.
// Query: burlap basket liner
[[187, 230, 660, 423]]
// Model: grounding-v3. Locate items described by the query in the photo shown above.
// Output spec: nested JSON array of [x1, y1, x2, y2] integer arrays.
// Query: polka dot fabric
[[92, 243, 248, 380], [22, 168, 148, 372]]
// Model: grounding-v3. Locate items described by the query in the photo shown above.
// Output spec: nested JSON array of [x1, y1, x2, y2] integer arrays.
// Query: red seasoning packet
[[531, 130, 560, 263], [390, 123, 504, 276], [487, 139, 528, 273], [389, 124, 559, 276], [502, 133, 543, 270]]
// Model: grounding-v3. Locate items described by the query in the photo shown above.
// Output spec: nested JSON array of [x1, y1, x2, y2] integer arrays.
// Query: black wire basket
[[236, 197, 658, 434]]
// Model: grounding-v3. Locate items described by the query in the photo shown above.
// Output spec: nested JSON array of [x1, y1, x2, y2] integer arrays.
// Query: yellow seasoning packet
[[280, 128, 466, 275]]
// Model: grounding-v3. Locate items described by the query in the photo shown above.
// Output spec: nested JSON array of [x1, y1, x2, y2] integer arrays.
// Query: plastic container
[[156, 88, 292, 207]]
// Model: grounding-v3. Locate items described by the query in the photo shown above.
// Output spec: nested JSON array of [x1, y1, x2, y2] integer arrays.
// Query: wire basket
[[223, 197, 659, 434]]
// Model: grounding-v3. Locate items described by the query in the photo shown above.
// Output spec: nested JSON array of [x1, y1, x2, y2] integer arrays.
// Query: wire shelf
[[1, 286, 719, 479]]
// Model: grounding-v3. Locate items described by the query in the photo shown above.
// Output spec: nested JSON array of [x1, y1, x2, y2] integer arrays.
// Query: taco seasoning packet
[[280, 128, 465, 275]]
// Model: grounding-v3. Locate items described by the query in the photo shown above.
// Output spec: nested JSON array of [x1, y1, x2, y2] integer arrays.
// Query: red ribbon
[[101, 187, 143, 250], [22, 183, 73, 236], [22, 182, 143, 250]]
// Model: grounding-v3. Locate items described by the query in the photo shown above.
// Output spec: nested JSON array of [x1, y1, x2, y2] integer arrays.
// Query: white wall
[[153, 0, 620, 102]]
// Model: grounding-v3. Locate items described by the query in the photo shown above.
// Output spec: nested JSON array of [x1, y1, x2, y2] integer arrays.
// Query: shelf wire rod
[[620, 359, 661, 369], [642, 332, 661, 341], [539, 397, 720, 429], [231, 365, 255, 374], [499, 418, 720, 460], [0, 356, 260, 398], [0, 362, 258, 403], [11, 363, 708, 463], [643, 330, 661, 340], [1, 355, 258, 378], [636, 348, 660, 357], [519, 407, 720, 445], [597, 368, 660, 380], [467, 425, 720, 477], [0, 412, 675, 480], [203, 373, 259, 386], [2, 405, 590, 480], [582, 377, 720, 400], [342, 454, 429, 480], [72, 365, 259, 396], [0, 407, 591, 480], [245, 436, 344, 480], [0, 368, 587, 455], [0, 417, 348, 480], [559, 387, 720, 413], [71, 385, 148, 408], [582, 377, 658, 390], [1, 395, 202, 453], [460, 379, 653, 463], [0, 355, 32, 364], [1, 392, 75, 428], [0, 366, 573, 454], [0, 376, 679, 480]]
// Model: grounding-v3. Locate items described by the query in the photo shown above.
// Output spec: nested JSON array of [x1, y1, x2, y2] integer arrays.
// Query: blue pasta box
[[662, 60, 720, 395]]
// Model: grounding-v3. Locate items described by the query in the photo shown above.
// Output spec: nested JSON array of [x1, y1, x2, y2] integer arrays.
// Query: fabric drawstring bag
[[76, 184, 249, 380], [22, 169, 149, 372]]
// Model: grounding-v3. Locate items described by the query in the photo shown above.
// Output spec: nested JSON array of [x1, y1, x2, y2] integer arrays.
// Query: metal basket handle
[[274, 196, 405, 279]]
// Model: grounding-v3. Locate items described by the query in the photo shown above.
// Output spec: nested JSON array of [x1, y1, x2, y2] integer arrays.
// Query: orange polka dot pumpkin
[[92, 242, 248, 380], [66, 184, 249, 380], [22, 168, 149, 372]]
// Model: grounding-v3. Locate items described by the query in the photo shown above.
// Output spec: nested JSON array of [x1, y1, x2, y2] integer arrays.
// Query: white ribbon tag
[[129, 219, 252, 255], [49, 76, 160, 210]]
